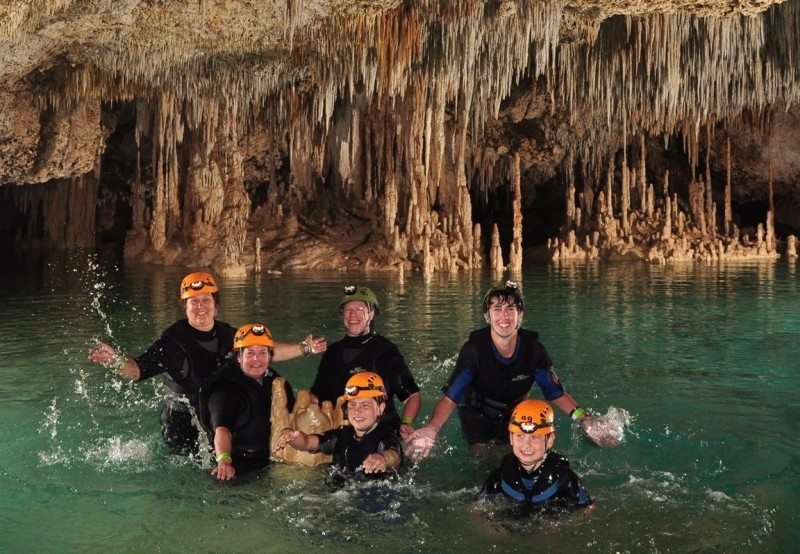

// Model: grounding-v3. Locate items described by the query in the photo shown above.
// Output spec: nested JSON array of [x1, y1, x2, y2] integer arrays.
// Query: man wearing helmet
[[199, 323, 295, 481], [88, 272, 326, 455], [481, 399, 592, 511], [408, 280, 613, 458], [309, 286, 421, 439], [274, 372, 403, 481]]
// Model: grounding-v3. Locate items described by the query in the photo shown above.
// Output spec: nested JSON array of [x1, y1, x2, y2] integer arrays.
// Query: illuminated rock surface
[[1, 1, 798, 273]]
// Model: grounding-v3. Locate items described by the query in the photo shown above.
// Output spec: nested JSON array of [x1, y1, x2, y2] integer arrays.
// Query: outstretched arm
[[273, 428, 320, 453], [272, 334, 327, 362], [88, 340, 141, 381], [211, 427, 236, 481], [405, 395, 458, 461], [553, 392, 621, 448]]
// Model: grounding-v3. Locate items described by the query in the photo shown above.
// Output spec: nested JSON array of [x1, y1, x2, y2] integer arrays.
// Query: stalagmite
[[788, 235, 797, 258], [766, 160, 776, 253], [725, 137, 732, 235], [508, 153, 523, 273], [490, 223, 503, 274]]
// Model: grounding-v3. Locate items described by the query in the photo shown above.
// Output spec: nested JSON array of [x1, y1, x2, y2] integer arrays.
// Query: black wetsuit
[[310, 333, 419, 428], [313, 421, 403, 485], [199, 359, 294, 474], [481, 452, 592, 513], [442, 327, 565, 445], [135, 319, 236, 453]]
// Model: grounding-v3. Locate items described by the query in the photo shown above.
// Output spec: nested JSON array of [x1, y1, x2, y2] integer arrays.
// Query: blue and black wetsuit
[[442, 327, 565, 444], [199, 359, 294, 475], [311, 333, 419, 429], [312, 421, 403, 487], [135, 319, 236, 453], [481, 452, 592, 514]]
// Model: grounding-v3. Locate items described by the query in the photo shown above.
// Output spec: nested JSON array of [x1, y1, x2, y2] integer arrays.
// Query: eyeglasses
[[343, 306, 368, 315], [509, 420, 553, 434], [181, 279, 215, 293], [344, 383, 385, 396]]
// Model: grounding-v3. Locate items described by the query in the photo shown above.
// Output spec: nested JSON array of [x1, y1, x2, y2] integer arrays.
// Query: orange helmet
[[180, 272, 218, 300], [343, 372, 387, 401], [233, 323, 275, 350], [508, 399, 555, 436]]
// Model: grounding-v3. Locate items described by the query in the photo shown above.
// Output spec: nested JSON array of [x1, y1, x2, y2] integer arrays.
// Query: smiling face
[[238, 345, 272, 380], [346, 397, 384, 435], [486, 297, 523, 340], [185, 293, 216, 331], [341, 300, 374, 336], [509, 431, 555, 472]]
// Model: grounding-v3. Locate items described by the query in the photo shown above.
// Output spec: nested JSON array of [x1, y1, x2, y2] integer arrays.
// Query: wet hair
[[483, 290, 523, 313]]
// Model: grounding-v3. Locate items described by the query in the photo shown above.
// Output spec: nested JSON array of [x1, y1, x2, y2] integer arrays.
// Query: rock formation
[[1, 1, 799, 272]]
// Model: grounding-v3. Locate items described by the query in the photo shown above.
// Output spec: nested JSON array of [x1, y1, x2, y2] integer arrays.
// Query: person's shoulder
[[543, 451, 571, 471], [518, 328, 541, 343], [162, 319, 190, 336]]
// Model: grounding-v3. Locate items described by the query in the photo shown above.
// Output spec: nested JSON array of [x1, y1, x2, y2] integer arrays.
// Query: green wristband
[[216, 452, 232, 464], [401, 415, 415, 426], [570, 407, 586, 421]]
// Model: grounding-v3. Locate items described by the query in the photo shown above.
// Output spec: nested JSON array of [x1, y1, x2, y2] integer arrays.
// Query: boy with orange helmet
[[274, 372, 403, 481], [481, 399, 592, 511]]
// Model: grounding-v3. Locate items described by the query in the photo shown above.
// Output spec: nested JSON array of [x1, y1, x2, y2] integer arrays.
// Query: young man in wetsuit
[[309, 286, 421, 440], [407, 281, 615, 459], [200, 323, 294, 481], [273, 372, 403, 480], [481, 399, 592, 512]]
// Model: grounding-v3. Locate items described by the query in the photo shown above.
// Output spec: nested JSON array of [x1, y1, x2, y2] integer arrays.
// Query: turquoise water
[[1, 253, 798, 551]]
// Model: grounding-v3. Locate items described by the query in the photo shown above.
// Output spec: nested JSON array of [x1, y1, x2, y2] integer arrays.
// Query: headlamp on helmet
[[340, 285, 380, 313], [233, 323, 275, 350], [508, 399, 554, 436], [343, 371, 387, 401], [180, 272, 218, 300]]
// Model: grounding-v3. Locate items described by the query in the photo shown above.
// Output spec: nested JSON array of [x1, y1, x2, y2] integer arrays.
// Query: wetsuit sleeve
[[313, 428, 340, 455], [310, 350, 337, 403], [206, 389, 246, 431], [559, 466, 593, 507], [531, 342, 565, 401], [135, 335, 187, 381], [377, 432, 404, 467], [442, 342, 478, 404], [480, 467, 503, 497], [377, 344, 419, 402]]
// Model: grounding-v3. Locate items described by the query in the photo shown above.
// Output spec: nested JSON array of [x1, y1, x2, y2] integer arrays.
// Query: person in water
[[407, 280, 616, 459], [200, 323, 294, 481], [481, 399, 592, 512], [274, 372, 403, 480], [309, 286, 421, 439], [88, 271, 326, 454]]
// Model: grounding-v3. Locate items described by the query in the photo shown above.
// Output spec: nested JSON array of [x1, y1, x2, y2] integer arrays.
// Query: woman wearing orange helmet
[[480, 399, 592, 512], [199, 323, 295, 481], [88, 271, 325, 455], [274, 372, 403, 483]]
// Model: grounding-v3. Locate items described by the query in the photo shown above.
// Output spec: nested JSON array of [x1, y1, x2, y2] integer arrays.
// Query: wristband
[[570, 407, 586, 421], [216, 452, 233, 464], [401, 415, 415, 426], [299, 340, 312, 356]]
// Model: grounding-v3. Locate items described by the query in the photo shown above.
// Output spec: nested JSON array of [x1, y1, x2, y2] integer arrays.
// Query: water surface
[[1, 254, 797, 551]]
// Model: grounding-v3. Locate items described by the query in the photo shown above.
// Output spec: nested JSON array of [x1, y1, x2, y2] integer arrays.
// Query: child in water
[[481, 399, 593, 513], [273, 372, 403, 482]]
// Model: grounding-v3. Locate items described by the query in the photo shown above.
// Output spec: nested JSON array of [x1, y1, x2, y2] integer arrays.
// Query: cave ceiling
[[1, 1, 798, 273]]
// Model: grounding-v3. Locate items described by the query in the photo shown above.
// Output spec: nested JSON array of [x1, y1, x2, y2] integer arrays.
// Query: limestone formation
[[270, 379, 346, 467], [1, 1, 799, 270]]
